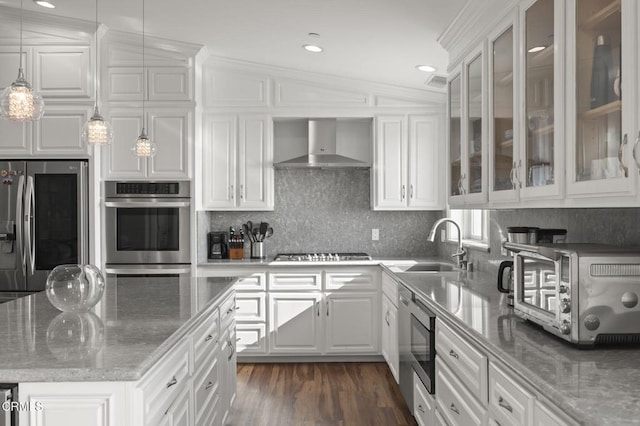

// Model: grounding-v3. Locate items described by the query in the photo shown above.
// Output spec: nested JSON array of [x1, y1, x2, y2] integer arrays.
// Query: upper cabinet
[[372, 115, 443, 210], [443, 0, 640, 207]]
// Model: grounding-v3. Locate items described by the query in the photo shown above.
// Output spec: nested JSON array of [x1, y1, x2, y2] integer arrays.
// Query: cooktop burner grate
[[274, 253, 372, 261]]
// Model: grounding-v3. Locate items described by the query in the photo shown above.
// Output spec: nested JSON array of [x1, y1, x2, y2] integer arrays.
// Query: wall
[[438, 208, 640, 275], [198, 169, 442, 262]]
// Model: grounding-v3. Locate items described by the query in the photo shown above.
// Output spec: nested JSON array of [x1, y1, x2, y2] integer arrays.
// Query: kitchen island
[[0, 276, 237, 426], [391, 268, 640, 426]]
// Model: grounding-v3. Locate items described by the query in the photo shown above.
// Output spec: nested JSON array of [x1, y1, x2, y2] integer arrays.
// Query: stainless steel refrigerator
[[0, 160, 88, 294]]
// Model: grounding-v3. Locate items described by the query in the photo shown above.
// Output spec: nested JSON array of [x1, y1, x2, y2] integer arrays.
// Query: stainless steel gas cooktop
[[273, 253, 372, 262]]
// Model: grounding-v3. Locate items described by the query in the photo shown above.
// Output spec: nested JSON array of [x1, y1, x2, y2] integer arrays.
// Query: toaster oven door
[[513, 252, 561, 324]]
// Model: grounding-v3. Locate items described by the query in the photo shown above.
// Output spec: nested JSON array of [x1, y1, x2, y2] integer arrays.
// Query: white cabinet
[[107, 67, 192, 102], [103, 108, 191, 179], [372, 115, 443, 210], [218, 324, 237, 425], [435, 357, 486, 426], [488, 362, 534, 426], [201, 114, 274, 210], [269, 292, 323, 354], [381, 293, 399, 382], [325, 292, 378, 354], [35, 46, 91, 98], [414, 372, 434, 426]]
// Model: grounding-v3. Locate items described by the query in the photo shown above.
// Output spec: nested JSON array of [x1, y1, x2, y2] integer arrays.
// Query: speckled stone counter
[[0, 276, 235, 383], [389, 268, 640, 426]]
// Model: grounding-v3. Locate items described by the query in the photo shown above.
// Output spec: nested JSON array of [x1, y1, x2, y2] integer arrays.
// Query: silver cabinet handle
[[227, 337, 235, 360], [205, 381, 214, 391], [450, 403, 460, 415], [166, 376, 178, 388], [449, 349, 459, 359], [227, 307, 234, 314], [385, 311, 390, 326], [24, 176, 35, 275], [417, 404, 425, 413], [326, 302, 329, 317], [204, 334, 213, 342], [409, 184, 414, 199], [240, 184, 244, 200], [230, 185, 234, 200], [15, 175, 25, 270], [498, 396, 513, 413], [632, 131, 640, 175], [619, 133, 629, 177], [316, 301, 320, 317], [401, 184, 406, 200]]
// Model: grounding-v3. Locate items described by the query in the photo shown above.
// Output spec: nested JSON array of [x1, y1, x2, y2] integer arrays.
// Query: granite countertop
[[0, 276, 236, 383], [200, 257, 422, 267], [389, 268, 640, 426]]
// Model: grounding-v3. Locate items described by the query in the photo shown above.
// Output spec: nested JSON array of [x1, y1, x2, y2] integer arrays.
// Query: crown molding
[[0, 5, 95, 43]]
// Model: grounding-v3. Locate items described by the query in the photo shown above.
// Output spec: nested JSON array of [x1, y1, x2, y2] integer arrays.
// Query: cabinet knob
[[205, 381, 214, 391], [417, 404, 425, 413], [498, 396, 513, 413], [401, 185, 406, 200], [204, 334, 213, 342], [240, 184, 244, 200], [166, 376, 178, 388], [449, 403, 460, 415], [230, 185, 234, 200], [449, 349, 459, 359], [409, 184, 414, 199]]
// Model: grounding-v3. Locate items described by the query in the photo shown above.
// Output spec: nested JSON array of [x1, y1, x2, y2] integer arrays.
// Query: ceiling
[[1, 0, 467, 90]]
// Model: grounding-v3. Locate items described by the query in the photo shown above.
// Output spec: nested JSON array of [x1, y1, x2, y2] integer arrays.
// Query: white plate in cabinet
[[269, 272, 322, 291], [435, 357, 486, 426], [236, 322, 268, 354], [235, 293, 266, 322], [413, 372, 434, 426], [488, 362, 534, 426], [436, 319, 488, 404], [325, 269, 379, 291]]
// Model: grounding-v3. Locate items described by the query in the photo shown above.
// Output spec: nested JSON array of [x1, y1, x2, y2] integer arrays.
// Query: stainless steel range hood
[[275, 118, 370, 168]]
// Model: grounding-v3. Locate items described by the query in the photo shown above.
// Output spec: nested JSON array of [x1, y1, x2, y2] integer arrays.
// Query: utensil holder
[[251, 242, 265, 259]]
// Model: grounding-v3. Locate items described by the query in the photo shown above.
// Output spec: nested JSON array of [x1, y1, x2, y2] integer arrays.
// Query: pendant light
[[0, 0, 45, 122], [81, 0, 113, 146], [131, 0, 156, 157]]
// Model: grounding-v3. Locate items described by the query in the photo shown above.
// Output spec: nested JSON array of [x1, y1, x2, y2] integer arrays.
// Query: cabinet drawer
[[413, 372, 433, 426], [435, 357, 485, 426], [325, 269, 378, 291], [236, 322, 268, 354], [237, 272, 267, 290], [269, 272, 322, 291], [193, 308, 220, 367], [220, 292, 237, 330], [236, 293, 266, 321], [139, 338, 191, 426], [194, 351, 220, 424], [489, 362, 534, 426], [381, 271, 398, 306], [436, 319, 488, 404]]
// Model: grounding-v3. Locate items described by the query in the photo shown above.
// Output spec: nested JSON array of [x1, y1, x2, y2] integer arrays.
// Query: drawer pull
[[417, 404, 425, 413], [498, 396, 513, 413], [204, 334, 213, 342], [450, 403, 460, 415], [166, 376, 178, 388], [205, 381, 214, 391], [227, 307, 234, 314], [385, 311, 390, 326], [449, 349, 459, 359]]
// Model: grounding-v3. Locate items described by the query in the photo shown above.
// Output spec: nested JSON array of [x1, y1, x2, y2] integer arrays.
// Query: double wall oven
[[399, 283, 436, 411], [104, 181, 191, 278]]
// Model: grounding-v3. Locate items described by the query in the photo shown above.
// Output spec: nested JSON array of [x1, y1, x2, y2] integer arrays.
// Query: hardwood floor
[[229, 362, 417, 426]]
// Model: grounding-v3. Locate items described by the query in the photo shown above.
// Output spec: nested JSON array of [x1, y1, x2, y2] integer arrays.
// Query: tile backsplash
[[198, 168, 442, 262]]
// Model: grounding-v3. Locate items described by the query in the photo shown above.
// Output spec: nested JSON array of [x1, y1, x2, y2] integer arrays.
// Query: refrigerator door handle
[[15, 175, 25, 270], [25, 176, 35, 276]]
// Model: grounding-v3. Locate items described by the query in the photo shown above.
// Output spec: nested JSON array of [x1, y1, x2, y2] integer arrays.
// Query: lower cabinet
[[269, 292, 323, 354], [413, 372, 434, 426], [435, 357, 485, 426], [324, 292, 378, 354], [18, 289, 236, 426], [381, 293, 399, 382]]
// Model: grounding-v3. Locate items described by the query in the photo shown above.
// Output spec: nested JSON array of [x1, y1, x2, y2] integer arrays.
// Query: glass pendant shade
[[0, 69, 44, 122], [82, 107, 113, 145], [131, 128, 157, 157]]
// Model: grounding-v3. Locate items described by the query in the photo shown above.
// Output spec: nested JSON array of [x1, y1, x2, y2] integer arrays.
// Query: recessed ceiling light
[[303, 44, 323, 53], [528, 45, 546, 53], [34, 0, 56, 8], [416, 65, 436, 73]]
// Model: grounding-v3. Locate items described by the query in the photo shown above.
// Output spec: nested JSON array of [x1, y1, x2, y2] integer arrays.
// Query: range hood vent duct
[[275, 118, 370, 168]]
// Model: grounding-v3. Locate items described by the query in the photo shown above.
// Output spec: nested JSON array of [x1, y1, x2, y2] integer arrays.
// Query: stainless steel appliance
[[1, 384, 17, 426], [0, 160, 89, 293], [273, 253, 372, 261], [399, 283, 436, 412], [105, 181, 190, 265], [104, 264, 191, 280], [505, 241, 640, 346]]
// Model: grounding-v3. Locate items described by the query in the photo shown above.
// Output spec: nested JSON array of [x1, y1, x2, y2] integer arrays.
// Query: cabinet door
[[219, 326, 237, 425], [463, 48, 487, 204], [148, 109, 190, 179], [381, 294, 399, 382], [106, 67, 144, 102], [489, 18, 520, 203], [373, 115, 407, 209], [448, 71, 464, 206], [520, 0, 564, 200], [103, 108, 146, 179], [34, 46, 91, 98], [148, 67, 191, 101], [201, 114, 237, 209], [237, 114, 273, 210], [269, 293, 322, 354], [324, 292, 378, 354], [567, 0, 636, 198], [408, 115, 443, 209], [34, 104, 91, 156], [166, 386, 192, 426]]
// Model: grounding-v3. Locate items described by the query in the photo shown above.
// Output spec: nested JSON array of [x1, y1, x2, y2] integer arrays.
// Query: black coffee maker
[[208, 232, 229, 259]]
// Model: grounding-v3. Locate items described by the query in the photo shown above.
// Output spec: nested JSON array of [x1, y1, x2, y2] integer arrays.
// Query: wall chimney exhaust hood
[[275, 118, 370, 168]]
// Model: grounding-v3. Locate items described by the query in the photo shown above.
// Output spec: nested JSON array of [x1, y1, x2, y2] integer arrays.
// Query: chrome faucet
[[427, 218, 468, 270]]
